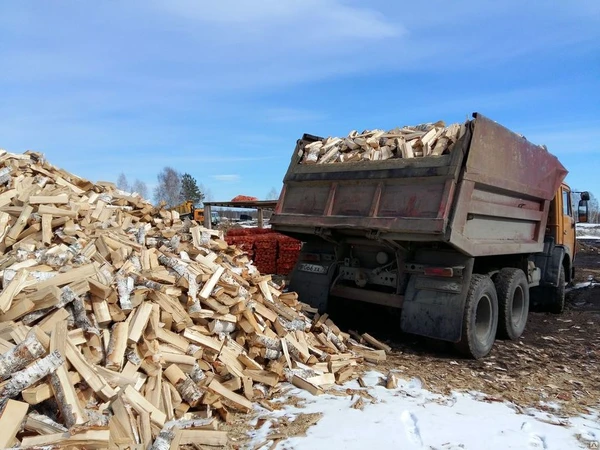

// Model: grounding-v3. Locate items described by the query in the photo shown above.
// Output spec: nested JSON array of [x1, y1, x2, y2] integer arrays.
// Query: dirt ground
[[330, 239, 600, 418]]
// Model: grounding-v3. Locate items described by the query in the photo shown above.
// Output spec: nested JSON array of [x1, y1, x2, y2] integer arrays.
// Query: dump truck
[[270, 112, 590, 359], [173, 201, 220, 226]]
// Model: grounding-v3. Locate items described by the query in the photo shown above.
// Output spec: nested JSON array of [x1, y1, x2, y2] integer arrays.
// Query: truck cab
[[547, 183, 575, 282], [546, 183, 590, 282]]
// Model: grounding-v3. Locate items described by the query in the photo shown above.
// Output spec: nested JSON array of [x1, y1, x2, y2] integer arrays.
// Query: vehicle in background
[[173, 201, 220, 226]]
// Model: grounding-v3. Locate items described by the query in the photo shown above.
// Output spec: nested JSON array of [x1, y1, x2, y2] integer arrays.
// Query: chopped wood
[[164, 364, 204, 407], [178, 429, 228, 446], [49, 320, 88, 427], [20, 428, 110, 448], [243, 369, 279, 387], [29, 193, 69, 204], [199, 266, 225, 301], [0, 269, 29, 313], [335, 365, 355, 384], [0, 350, 63, 411], [123, 385, 167, 427], [306, 373, 336, 387], [361, 332, 392, 352], [32, 263, 97, 290], [25, 412, 68, 435], [22, 370, 81, 405], [291, 375, 323, 396], [0, 327, 46, 380], [0, 399, 29, 448], [65, 340, 116, 401], [128, 302, 153, 344], [0, 150, 385, 448], [386, 371, 399, 389], [5, 205, 34, 247], [207, 379, 253, 413], [348, 344, 387, 362]]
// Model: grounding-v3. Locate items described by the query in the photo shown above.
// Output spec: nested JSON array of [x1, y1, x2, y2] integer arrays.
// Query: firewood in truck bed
[[298, 119, 465, 164]]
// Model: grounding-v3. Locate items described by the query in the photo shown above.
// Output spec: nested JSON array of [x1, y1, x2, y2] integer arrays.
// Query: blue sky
[[1, 1, 599, 202]]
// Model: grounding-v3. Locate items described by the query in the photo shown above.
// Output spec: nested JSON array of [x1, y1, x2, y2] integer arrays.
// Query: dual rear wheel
[[457, 268, 529, 359]]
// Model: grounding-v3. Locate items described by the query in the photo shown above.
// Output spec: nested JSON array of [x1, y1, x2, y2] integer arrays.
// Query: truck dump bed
[[270, 113, 568, 257]]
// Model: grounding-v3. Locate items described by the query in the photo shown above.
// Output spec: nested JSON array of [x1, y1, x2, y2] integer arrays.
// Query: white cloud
[[152, 0, 400, 38], [212, 174, 241, 182]]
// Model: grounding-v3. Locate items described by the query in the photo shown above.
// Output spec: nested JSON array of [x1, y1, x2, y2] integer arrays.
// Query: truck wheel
[[548, 265, 566, 314], [494, 268, 529, 340], [456, 274, 498, 359]]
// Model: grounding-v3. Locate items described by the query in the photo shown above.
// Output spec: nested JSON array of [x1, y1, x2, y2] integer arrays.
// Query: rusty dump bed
[[270, 113, 568, 257]]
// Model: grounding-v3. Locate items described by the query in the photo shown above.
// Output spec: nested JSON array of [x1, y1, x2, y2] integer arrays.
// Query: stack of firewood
[[0, 150, 387, 448], [298, 120, 466, 164]]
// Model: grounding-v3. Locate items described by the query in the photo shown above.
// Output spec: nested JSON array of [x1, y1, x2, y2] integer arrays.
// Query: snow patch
[[577, 223, 600, 240], [247, 370, 599, 450]]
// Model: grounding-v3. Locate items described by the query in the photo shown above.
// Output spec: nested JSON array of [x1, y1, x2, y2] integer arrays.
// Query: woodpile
[[298, 120, 466, 164], [0, 150, 386, 448]]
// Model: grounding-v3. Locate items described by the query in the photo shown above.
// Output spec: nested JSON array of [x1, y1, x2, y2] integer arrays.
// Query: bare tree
[[153, 167, 181, 207], [132, 179, 149, 200], [198, 183, 213, 204], [116, 173, 130, 192], [266, 187, 279, 200]]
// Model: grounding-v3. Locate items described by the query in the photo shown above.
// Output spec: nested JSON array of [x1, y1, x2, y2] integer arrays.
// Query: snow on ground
[[248, 371, 599, 450], [577, 223, 600, 240], [569, 281, 600, 291]]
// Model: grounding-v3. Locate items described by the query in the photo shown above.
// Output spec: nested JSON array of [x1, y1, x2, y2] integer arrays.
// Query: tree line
[[117, 167, 281, 209], [116, 167, 211, 208], [116, 174, 149, 200]]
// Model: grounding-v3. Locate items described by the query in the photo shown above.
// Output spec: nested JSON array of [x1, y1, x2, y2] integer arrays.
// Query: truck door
[[560, 186, 575, 258]]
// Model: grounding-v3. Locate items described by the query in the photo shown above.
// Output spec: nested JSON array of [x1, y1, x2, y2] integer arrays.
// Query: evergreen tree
[[179, 173, 204, 206]]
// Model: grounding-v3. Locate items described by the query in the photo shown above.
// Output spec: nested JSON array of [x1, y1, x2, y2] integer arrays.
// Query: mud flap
[[289, 265, 336, 314], [400, 250, 474, 343]]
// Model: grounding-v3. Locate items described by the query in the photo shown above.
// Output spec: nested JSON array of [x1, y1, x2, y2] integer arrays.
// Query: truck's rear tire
[[494, 268, 529, 340], [456, 274, 498, 359], [548, 265, 566, 314]]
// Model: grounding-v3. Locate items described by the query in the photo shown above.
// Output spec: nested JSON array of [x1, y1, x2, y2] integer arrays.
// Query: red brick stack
[[253, 234, 278, 274], [224, 228, 302, 275], [277, 235, 302, 275]]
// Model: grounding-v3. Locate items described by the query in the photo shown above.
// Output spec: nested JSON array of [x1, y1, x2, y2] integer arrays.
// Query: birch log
[[0, 351, 63, 411], [0, 328, 46, 380]]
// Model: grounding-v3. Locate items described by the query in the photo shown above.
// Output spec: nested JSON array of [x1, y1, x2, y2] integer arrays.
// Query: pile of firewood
[[298, 120, 466, 164], [0, 150, 387, 448]]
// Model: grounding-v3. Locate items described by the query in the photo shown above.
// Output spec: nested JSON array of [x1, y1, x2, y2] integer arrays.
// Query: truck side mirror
[[578, 200, 589, 223], [581, 191, 591, 201]]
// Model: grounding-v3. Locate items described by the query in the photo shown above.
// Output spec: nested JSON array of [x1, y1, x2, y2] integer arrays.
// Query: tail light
[[302, 253, 321, 262], [423, 267, 454, 277]]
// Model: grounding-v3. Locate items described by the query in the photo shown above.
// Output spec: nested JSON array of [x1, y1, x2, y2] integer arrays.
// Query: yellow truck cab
[[546, 183, 590, 283], [173, 201, 220, 225]]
